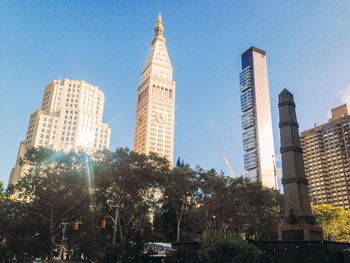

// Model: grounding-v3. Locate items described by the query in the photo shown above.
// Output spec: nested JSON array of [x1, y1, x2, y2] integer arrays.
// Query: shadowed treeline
[[1, 147, 283, 262]]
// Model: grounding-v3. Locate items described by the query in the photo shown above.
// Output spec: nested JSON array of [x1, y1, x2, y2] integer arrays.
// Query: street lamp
[[105, 205, 123, 244]]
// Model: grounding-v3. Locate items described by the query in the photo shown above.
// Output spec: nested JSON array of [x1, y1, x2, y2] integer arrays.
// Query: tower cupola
[[155, 12, 163, 37]]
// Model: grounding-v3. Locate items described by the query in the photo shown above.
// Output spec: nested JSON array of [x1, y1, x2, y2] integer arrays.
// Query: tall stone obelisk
[[277, 89, 323, 241]]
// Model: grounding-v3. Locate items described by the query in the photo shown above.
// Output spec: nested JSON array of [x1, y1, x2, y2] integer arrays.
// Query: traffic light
[[101, 220, 106, 229], [74, 222, 79, 230]]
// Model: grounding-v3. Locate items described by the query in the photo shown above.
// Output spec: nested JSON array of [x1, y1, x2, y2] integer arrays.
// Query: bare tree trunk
[[118, 216, 124, 243], [90, 211, 98, 257], [49, 207, 55, 260], [112, 206, 119, 244], [176, 213, 183, 242]]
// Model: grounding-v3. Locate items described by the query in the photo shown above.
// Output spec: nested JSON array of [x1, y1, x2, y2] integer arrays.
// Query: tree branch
[[28, 211, 51, 222]]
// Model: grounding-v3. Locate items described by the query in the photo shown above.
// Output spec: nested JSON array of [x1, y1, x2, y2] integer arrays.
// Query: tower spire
[[134, 14, 175, 165], [155, 12, 163, 37]]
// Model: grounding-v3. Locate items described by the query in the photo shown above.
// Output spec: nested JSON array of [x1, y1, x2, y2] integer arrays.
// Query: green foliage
[[7, 147, 90, 259], [93, 148, 170, 244], [313, 204, 350, 242], [155, 168, 284, 243], [199, 231, 262, 263], [0, 181, 4, 195], [1, 146, 284, 261], [98, 242, 142, 263], [196, 170, 284, 240], [174, 243, 200, 263], [162, 165, 199, 242], [1, 180, 48, 260], [176, 157, 187, 168]]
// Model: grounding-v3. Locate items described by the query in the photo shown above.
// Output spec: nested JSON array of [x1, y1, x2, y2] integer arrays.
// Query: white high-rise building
[[9, 79, 111, 184], [239, 47, 277, 189], [133, 13, 175, 165]]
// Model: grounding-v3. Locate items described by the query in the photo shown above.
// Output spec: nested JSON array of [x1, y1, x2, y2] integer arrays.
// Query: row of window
[[149, 146, 171, 153], [239, 66, 252, 92], [240, 88, 254, 112], [242, 108, 255, 129], [245, 169, 258, 182], [244, 148, 257, 170], [242, 127, 256, 151]]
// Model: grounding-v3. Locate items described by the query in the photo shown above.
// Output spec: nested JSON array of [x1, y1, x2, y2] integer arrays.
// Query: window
[[240, 88, 253, 112]]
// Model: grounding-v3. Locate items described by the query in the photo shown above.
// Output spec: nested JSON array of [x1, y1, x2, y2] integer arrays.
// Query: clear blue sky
[[1, 1, 350, 188]]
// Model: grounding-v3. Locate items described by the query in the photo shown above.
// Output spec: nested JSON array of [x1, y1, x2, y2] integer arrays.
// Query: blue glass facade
[[242, 126, 256, 150], [242, 52, 253, 69], [239, 66, 252, 92], [240, 88, 253, 112], [242, 108, 255, 129], [244, 148, 257, 170], [245, 169, 258, 182]]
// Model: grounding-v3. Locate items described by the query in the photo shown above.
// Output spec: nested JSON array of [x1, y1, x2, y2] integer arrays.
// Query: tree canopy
[[1, 146, 284, 261], [313, 204, 350, 242]]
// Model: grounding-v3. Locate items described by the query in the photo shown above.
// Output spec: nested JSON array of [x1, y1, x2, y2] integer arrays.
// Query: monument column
[[277, 89, 323, 240]]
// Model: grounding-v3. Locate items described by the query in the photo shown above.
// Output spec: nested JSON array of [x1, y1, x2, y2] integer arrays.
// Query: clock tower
[[133, 13, 175, 165]]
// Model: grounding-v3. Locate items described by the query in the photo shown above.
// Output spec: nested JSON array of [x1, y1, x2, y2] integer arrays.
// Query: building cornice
[[242, 46, 266, 58]]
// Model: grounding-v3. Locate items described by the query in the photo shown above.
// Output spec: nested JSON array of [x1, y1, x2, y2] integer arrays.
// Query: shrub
[[199, 231, 262, 263], [98, 242, 142, 263]]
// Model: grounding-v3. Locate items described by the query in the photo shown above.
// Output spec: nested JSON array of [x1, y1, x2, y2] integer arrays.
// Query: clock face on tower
[[156, 112, 166, 123]]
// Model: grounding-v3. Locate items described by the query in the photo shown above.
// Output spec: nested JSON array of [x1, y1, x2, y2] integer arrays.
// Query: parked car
[[143, 242, 176, 257]]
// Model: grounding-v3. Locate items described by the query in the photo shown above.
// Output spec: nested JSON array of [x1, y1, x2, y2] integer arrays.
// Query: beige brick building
[[300, 104, 350, 209], [9, 79, 111, 184], [133, 13, 175, 165]]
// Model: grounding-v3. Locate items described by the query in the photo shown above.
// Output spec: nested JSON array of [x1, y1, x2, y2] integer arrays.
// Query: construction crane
[[272, 155, 278, 189], [224, 156, 235, 179]]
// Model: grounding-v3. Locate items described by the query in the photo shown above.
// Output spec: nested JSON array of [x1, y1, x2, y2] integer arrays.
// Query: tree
[[175, 157, 186, 168], [1, 183, 52, 260], [0, 181, 24, 260], [2, 146, 285, 260], [313, 204, 350, 242], [0, 181, 10, 243], [193, 169, 284, 240], [93, 148, 170, 245], [161, 165, 199, 242], [199, 231, 262, 263], [196, 168, 230, 232], [7, 147, 90, 260], [237, 180, 284, 240]]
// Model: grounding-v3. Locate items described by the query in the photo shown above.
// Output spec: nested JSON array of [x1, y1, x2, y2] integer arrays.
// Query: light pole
[[61, 222, 67, 245], [60, 222, 68, 259], [107, 205, 122, 244]]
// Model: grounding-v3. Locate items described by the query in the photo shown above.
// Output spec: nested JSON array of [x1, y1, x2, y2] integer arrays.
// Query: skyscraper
[[300, 104, 350, 210], [239, 47, 276, 188], [133, 13, 175, 165], [9, 79, 111, 184]]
